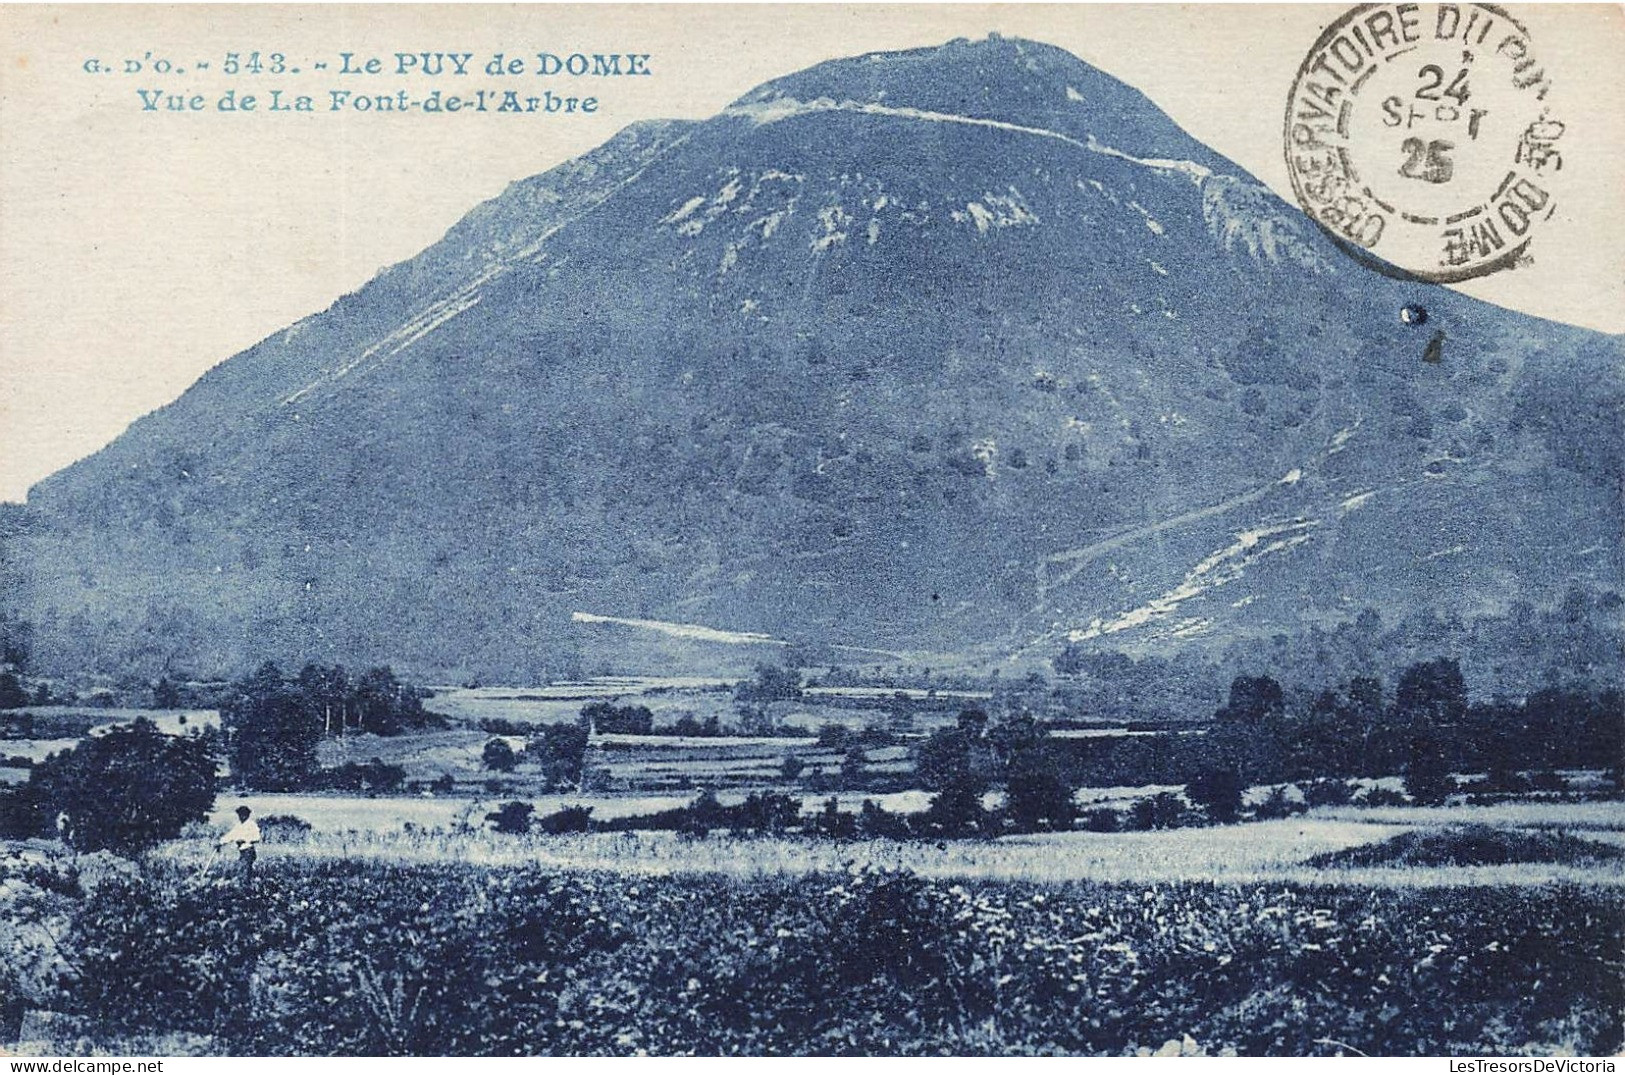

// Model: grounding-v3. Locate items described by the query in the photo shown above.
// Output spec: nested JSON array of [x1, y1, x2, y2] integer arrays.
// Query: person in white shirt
[[216, 805, 261, 882]]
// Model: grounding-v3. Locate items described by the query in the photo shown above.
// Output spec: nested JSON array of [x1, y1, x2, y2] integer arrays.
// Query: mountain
[[5, 34, 1621, 683]]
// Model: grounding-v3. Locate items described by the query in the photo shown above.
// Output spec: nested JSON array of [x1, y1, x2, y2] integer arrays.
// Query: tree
[[352, 666, 426, 736], [1404, 732, 1454, 805], [840, 746, 868, 784], [1217, 676, 1285, 725], [530, 723, 589, 790], [914, 708, 1001, 793], [482, 738, 518, 772], [735, 664, 802, 703], [1394, 658, 1468, 727], [780, 755, 806, 781], [29, 718, 217, 854], [582, 701, 653, 735], [916, 777, 987, 837], [152, 676, 182, 710], [223, 662, 322, 791], [1185, 765, 1245, 822], [1004, 749, 1076, 832], [0, 671, 26, 711], [1393, 658, 1467, 800]]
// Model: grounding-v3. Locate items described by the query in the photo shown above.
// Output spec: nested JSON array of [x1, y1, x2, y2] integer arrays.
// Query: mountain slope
[[6, 35, 1621, 681]]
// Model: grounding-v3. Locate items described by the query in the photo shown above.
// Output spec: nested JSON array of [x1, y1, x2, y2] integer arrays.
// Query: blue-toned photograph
[[0, 3, 1621, 1058]]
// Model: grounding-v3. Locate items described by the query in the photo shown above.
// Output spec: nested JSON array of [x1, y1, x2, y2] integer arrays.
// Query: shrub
[[1078, 807, 1120, 832], [856, 798, 910, 839], [27, 718, 217, 854], [1127, 791, 1187, 831], [0, 671, 27, 710], [29, 861, 1625, 1056], [1253, 785, 1307, 820], [1354, 786, 1409, 807], [807, 797, 856, 839], [484, 801, 534, 834], [1529, 770, 1569, 793], [316, 759, 406, 793], [535, 805, 594, 834], [735, 663, 802, 703], [815, 723, 855, 750], [1306, 824, 1625, 868], [1404, 735, 1455, 805], [679, 790, 725, 838], [780, 755, 806, 781], [1302, 778, 1356, 807], [727, 791, 801, 834], [477, 718, 533, 736], [582, 701, 653, 735]]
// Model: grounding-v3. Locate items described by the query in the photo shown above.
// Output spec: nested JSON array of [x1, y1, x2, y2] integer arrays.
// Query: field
[[4, 680, 1622, 1056], [166, 797, 1625, 890], [3, 848, 1619, 1056]]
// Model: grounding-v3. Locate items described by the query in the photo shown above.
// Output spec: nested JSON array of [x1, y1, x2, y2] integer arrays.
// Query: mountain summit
[[7, 35, 1621, 680]]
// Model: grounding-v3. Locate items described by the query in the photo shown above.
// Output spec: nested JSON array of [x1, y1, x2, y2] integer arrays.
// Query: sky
[[2, 3, 1620, 503]]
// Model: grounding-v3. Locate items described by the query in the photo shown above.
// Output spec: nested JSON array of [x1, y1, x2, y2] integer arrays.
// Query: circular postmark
[[1284, 3, 1564, 282]]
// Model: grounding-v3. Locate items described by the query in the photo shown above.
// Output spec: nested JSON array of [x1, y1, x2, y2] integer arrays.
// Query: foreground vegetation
[[2, 850, 1619, 1056]]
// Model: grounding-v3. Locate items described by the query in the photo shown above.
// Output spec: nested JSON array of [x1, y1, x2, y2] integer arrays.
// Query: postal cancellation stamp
[[1284, 3, 1565, 281]]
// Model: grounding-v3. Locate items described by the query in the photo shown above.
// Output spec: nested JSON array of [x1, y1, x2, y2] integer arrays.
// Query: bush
[[1404, 736, 1455, 805], [1302, 778, 1356, 807], [1529, 770, 1569, 793], [582, 702, 653, 735], [316, 759, 406, 793], [856, 799, 910, 839], [679, 790, 725, 838], [477, 718, 533, 736], [484, 801, 534, 834], [1354, 786, 1409, 807], [735, 664, 802, 703], [47, 863, 1625, 1056], [535, 805, 594, 834], [727, 791, 801, 834], [1306, 824, 1625, 868], [1127, 792, 1187, 831], [0, 671, 27, 710], [806, 797, 856, 839], [1078, 807, 1120, 832], [28, 718, 217, 854], [1253, 786, 1307, 820], [815, 723, 855, 750]]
